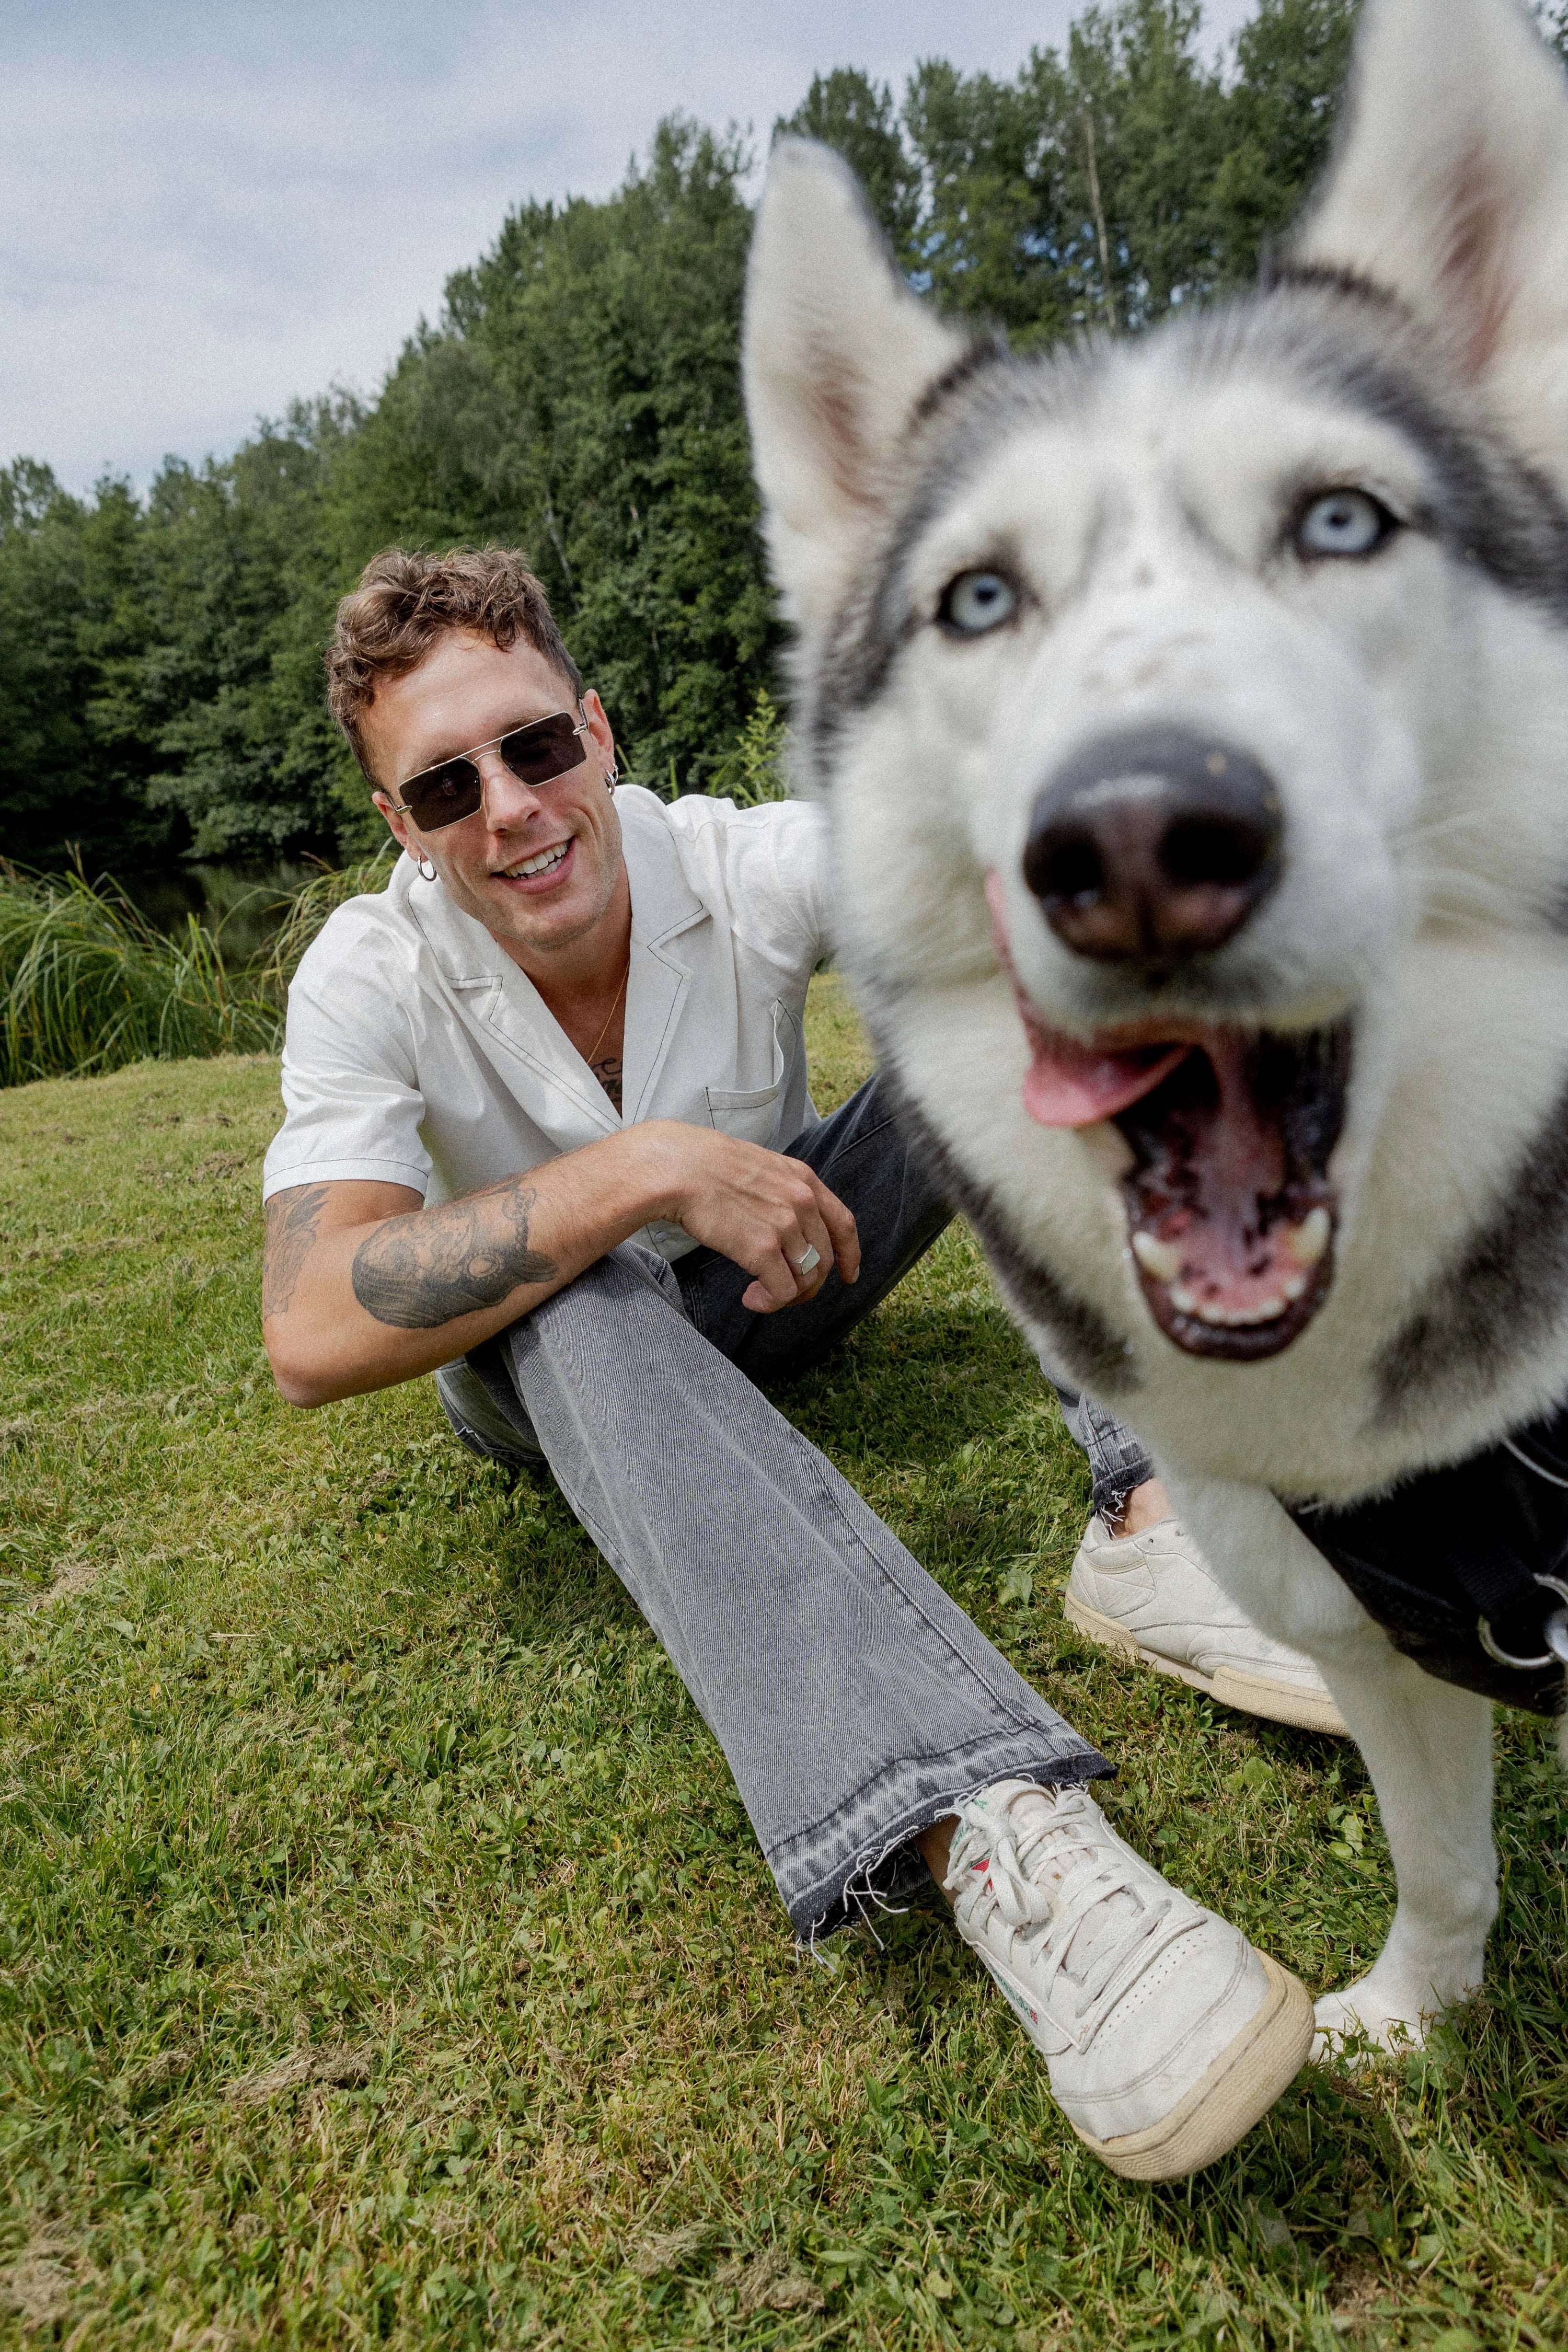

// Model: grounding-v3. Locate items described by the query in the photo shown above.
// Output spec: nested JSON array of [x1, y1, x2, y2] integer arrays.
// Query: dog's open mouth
[[1016, 1008, 1352, 1361]]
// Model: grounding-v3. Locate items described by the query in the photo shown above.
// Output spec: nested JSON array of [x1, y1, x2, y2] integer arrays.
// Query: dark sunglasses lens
[[403, 759, 481, 831], [500, 712, 588, 788]]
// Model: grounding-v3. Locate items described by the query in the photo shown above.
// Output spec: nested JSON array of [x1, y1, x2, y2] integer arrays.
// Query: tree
[[0, 463, 172, 876], [2, 1, 1365, 880], [324, 118, 776, 810]]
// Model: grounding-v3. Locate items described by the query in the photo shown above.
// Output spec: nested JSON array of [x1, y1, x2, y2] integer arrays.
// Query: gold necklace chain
[[584, 957, 630, 1070]]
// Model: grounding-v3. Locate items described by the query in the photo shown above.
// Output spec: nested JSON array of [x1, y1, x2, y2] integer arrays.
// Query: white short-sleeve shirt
[[261, 787, 834, 1261]]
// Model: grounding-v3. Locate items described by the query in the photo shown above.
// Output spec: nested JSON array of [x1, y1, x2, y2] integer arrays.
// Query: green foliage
[[705, 689, 790, 806], [0, 868, 278, 1087], [1, 980, 1563, 2343], [0, 849, 393, 1088], [0, 463, 171, 877], [131, 407, 364, 861], [1, 2, 1361, 883]]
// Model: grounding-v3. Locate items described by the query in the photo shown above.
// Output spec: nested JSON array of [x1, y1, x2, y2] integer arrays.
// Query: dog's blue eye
[[1295, 490, 1393, 559], [941, 570, 1018, 635]]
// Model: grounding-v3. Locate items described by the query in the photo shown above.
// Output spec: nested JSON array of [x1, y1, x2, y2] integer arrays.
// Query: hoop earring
[[416, 854, 437, 882], [604, 764, 619, 795]]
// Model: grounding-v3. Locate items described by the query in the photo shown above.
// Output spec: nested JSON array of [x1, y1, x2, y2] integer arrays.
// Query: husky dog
[[744, 0, 1568, 2058]]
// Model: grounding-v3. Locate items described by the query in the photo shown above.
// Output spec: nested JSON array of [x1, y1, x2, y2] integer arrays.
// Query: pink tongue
[[984, 870, 1191, 1128], [1022, 1027, 1191, 1128]]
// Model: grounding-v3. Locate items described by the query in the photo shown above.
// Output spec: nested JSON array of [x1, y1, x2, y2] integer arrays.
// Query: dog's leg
[[1165, 1476, 1497, 2055], [1306, 1642, 1495, 2056]]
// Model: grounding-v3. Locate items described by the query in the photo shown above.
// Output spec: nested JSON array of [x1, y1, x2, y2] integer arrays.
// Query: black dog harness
[[1281, 1401, 1568, 1716]]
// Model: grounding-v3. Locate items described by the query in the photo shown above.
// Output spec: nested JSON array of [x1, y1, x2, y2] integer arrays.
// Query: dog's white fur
[[746, 0, 1568, 2054]]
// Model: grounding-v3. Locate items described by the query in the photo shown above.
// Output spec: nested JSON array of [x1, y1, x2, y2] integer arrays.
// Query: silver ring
[[793, 1244, 821, 1277]]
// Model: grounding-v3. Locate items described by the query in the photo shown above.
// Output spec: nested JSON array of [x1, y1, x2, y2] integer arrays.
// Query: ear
[[744, 137, 971, 637], [1293, 0, 1568, 482]]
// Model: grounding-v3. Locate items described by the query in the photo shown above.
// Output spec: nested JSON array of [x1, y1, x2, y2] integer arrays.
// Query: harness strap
[[1281, 1399, 1568, 1716]]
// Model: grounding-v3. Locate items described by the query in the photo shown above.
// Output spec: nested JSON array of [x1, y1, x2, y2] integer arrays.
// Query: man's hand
[[635, 1123, 859, 1312]]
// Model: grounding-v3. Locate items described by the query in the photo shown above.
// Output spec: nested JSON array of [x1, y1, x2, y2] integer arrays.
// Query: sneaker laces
[[944, 1785, 1191, 2045]]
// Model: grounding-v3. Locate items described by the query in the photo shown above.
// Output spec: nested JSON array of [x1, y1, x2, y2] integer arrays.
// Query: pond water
[[122, 860, 320, 963]]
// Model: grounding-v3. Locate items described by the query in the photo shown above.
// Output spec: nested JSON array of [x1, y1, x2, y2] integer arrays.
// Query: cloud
[[1, 0, 1260, 493]]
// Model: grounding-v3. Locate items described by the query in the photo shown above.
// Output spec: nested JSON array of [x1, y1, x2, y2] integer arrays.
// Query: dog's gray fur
[[745, 0, 1568, 2056]]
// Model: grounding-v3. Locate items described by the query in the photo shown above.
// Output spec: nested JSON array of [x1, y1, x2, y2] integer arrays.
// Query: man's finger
[[746, 1238, 800, 1312], [810, 1177, 861, 1285], [786, 1198, 837, 1296]]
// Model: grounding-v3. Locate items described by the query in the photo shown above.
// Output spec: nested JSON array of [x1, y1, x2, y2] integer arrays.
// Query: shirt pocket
[[705, 999, 790, 1146]]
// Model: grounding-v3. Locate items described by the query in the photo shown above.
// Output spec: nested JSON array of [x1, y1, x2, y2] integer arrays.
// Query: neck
[[509, 866, 632, 1023]]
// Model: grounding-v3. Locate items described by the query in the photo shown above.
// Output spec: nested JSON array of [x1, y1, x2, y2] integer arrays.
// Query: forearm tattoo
[[351, 1181, 558, 1330], [263, 1184, 329, 1319]]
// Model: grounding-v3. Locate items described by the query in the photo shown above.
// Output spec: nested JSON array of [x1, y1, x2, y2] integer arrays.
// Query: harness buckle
[[1477, 1573, 1568, 1673]]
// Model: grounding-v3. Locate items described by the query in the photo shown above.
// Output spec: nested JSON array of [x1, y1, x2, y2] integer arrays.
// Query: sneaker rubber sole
[[1064, 1589, 1348, 1737], [1079, 1951, 1315, 2181]]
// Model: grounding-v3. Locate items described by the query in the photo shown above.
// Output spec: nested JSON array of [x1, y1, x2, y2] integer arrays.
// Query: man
[[261, 545, 1316, 2183]]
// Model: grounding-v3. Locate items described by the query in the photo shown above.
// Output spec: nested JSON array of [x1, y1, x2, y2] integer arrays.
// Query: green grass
[[1, 974, 1564, 2350]]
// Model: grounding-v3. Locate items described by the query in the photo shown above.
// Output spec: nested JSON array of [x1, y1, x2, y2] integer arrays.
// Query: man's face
[[364, 630, 624, 970]]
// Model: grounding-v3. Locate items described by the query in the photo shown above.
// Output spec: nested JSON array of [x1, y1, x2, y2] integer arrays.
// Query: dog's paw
[[1311, 1981, 1432, 2065]]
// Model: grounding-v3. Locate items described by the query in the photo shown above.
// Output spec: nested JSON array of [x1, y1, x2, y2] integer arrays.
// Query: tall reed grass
[[0, 851, 393, 1088]]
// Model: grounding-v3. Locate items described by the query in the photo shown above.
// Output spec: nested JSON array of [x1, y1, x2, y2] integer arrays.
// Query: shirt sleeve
[[707, 797, 834, 974], [260, 913, 433, 1203]]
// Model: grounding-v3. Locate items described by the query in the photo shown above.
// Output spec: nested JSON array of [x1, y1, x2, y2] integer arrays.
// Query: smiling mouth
[[1015, 1005, 1352, 1361], [497, 840, 572, 884]]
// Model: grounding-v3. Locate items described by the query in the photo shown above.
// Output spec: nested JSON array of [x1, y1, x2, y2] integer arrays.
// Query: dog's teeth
[[1132, 1232, 1183, 1283], [1286, 1207, 1331, 1266], [1190, 1295, 1288, 1329], [1282, 1272, 1308, 1303], [1170, 1284, 1199, 1315]]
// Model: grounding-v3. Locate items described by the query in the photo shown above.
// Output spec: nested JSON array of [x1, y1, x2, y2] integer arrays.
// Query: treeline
[[2, 0, 1361, 882]]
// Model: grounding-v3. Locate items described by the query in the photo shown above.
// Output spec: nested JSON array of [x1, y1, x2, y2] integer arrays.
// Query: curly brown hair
[[326, 546, 584, 779]]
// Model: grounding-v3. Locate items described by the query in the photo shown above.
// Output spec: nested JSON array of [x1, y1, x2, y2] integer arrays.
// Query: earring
[[416, 853, 437, 882], [605, 764, 619, 795]]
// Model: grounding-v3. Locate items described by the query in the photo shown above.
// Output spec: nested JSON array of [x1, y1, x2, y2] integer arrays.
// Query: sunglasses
[[388, 706, 592, 833]]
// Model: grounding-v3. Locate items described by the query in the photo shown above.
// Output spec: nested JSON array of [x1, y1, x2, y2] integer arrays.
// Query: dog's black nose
[[1022, 727, 1283, 964]]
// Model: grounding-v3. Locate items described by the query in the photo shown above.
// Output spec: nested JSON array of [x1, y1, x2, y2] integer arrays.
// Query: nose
[[1022, 727, 1283, 965], [474, 746, 543, 827]]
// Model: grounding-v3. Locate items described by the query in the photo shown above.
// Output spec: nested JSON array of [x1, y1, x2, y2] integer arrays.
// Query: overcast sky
[[3, 1, 1258, 497]]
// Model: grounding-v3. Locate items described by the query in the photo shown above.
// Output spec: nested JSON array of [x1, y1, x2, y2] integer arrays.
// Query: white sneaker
[[944, 1780, 1312, 2180], [1066, 1514, 1348, 1736]]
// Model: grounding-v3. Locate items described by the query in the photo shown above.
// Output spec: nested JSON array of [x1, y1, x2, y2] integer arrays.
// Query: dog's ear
[[1294, 0, 1568, 484], [744, 138, 970, 636]]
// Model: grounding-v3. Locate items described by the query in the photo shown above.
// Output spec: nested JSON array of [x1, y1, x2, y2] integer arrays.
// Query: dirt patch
[[0, 2229, 84, 2328], [226, 2043, 373, 2107], [716, 2246, 825, 2317], [22, 1560, 98, 1611], [629, 2222, 714, 2278]]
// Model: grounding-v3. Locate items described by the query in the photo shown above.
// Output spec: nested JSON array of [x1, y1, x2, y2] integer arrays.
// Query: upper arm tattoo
[[263, 1184, 329, 1320], [350, 1181, 557, 1330]]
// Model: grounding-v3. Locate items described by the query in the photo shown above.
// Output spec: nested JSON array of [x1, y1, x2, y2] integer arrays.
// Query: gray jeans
[[437, 1076, 1139, 1940]]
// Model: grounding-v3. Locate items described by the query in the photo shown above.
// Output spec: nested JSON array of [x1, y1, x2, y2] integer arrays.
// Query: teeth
[[1286, 1206, 1331, 1266], [1170, 1284, 1199, 1315], [502, 841, 569, 880], [1282, 1272, 1308, 1303], [1191, 1295, 1288, 1328], [1132, 1231, 1184, 1283]]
